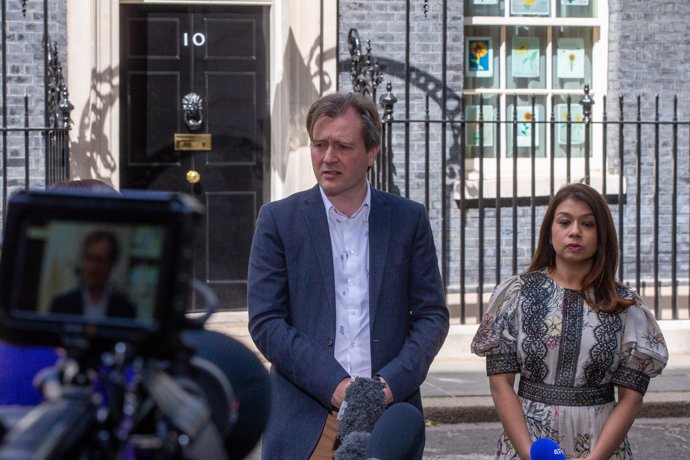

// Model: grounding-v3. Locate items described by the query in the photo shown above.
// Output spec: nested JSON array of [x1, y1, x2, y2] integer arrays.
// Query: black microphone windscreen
[[334, 431, 370, 460], [364, 402, 425, 460], [530, 438, 566, 460], [182, 329, 271, 460], [337, 377, 386, 441]]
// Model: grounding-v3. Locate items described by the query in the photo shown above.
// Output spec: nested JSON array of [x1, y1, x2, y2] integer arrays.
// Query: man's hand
[[378, 376, 394, 405], [331, 377, 352, 409]]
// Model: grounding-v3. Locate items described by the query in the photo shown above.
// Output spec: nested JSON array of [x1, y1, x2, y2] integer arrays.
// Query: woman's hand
[[587, 386, 643, 460], [489, 373, 532, 460]]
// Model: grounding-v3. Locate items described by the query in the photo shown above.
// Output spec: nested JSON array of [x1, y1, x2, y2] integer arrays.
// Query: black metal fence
[[374, 85, 690, 324], [1, 0, 72, 221]]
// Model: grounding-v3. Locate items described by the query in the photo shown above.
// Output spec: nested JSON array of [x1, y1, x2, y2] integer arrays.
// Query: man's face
[[81, 240, 114, 291], [310, 107, 379, 203]]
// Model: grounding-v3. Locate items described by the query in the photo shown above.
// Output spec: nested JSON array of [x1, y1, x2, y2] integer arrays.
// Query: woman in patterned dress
[[471, 183, 668, 459]]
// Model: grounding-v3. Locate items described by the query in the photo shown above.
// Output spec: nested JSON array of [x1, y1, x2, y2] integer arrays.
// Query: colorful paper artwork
[[557, 104, 585, 145], [466, 37, 493, 78], [516, 106, 539, 147], [466, 105, 495, 147], [557, 38, 585, 79], [511, 0, 549, 16], [512, 36, 540, 78]]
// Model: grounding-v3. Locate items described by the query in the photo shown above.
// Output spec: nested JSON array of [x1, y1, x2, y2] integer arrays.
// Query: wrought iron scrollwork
[[46, 42, 73, 129], [348, 28, 383, 98]]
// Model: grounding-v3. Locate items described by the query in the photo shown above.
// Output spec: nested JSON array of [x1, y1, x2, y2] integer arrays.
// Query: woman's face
[[550, 198, 598, 269]]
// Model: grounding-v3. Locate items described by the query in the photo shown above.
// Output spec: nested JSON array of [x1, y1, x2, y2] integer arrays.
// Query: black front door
[[120, 4, 269, 310]]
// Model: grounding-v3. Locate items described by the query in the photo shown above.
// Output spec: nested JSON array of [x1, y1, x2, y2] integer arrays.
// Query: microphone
[[530, 438, 566, 460], [182, 329, 271, 460], [365, 402, 425, 460], [333, 377, 386, 460], [337, 377, 386, 438]]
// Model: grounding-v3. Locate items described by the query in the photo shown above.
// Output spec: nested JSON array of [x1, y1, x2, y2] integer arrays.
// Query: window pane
[[553, 95, 589, 158], [464, 26, 500, 90], [465, 0, 504, 17], [552, 27, 592, 90], [507, 26, 547, 89], [464, 95, 498, 159], [557, 0, 598, 18], [506, 96, 546, 158], [510, 0, 550, 17]]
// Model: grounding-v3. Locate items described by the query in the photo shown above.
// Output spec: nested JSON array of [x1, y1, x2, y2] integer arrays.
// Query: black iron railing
[[1, 0, 72, 222], [375, 85, 690, 324]]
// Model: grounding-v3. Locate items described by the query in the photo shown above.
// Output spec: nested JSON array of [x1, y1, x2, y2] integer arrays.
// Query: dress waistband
[[518, 378, 615, 407]]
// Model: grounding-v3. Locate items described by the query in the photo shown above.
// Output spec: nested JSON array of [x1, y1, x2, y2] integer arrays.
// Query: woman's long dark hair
[[527, 183, 634, 312]]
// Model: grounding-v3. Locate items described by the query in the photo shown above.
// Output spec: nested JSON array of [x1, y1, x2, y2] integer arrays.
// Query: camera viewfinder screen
[[13, 219, 165, 326]]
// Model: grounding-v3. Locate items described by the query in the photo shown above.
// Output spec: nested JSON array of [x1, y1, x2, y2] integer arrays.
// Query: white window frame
[[459, 0, 619, 201]]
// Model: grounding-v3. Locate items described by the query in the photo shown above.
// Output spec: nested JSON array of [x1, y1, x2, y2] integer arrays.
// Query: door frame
[[66, 0, 337, 203]]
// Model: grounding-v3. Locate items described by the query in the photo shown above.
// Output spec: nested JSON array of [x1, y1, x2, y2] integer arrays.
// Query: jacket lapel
[[301, 185, 336, 315], [368, 189, 390, 325]]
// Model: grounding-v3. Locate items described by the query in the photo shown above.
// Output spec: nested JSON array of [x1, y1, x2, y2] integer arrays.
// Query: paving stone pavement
[[206, 313, 690, 458]]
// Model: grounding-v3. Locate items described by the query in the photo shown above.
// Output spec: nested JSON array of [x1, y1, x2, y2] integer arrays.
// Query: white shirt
[[319, 185, 372, 378], [80, 285, 110, 317]]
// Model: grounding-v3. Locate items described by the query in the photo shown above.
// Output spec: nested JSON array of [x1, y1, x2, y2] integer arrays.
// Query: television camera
[[0, 190, 269, 459]]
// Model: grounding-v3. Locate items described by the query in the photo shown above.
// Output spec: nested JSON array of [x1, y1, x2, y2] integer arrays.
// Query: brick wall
[[608, 0, 690, 287], [338, 0, 466, 281], [1, 0, 66, 191]]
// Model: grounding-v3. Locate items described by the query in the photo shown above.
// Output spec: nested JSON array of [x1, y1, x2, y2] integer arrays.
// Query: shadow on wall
[[340, 55, 465, 180], [70, 66, 119, 186], [272, 28, 336, 182]]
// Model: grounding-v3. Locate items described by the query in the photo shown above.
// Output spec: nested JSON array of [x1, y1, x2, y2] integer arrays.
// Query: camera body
[[0, 189, 202, 358], [0, 190, 247, 460]]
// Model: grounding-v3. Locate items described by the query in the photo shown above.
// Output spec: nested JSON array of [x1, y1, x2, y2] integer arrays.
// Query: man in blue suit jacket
[[248, 92, 449, 459], [50, 230, 136, 319]]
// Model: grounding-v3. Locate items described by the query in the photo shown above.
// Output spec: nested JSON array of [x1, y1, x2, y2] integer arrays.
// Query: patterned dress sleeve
[[471, 275, 523, 375], [612, 290, 669, 395]]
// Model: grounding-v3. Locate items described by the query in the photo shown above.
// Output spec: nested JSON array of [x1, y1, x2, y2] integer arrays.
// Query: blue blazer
[[50, 288, 137, 318], [248, 185, 449, 459]]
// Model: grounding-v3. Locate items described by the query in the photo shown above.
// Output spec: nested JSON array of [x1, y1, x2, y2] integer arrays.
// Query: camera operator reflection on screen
[[50, 230, 136, 319]]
